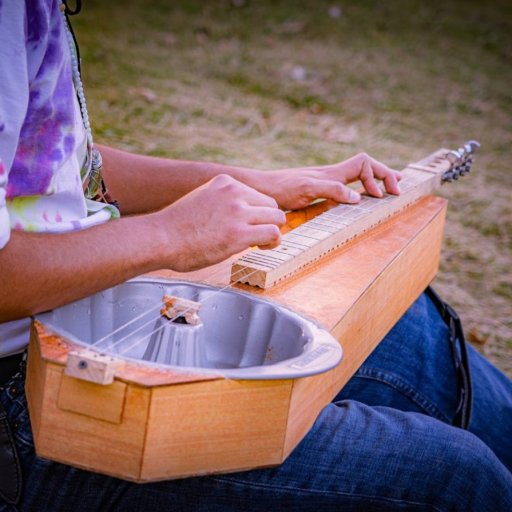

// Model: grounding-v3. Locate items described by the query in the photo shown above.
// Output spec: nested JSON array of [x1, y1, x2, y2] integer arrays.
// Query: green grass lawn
[[74, 0, 512, 374]]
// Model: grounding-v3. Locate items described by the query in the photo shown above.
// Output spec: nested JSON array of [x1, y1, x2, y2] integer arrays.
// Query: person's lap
[[1, 292, 511, 511]]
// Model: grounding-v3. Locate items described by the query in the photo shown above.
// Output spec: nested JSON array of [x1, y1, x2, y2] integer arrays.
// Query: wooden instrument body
[[26, 195, 447, 482]]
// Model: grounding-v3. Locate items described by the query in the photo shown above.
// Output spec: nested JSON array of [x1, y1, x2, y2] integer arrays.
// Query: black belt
[[0, 352, 24, 387]]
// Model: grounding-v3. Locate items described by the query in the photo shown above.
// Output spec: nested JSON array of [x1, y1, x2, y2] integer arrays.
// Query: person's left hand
[[252, 152, 402, 211]]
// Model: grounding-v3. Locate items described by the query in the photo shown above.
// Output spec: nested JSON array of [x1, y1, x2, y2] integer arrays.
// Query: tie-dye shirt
[[0, 0, 119, 355]]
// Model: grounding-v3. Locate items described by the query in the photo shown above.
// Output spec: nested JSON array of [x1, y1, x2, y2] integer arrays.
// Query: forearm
[[98, 146, 401, 217], [0, 174, 284, 322], [0, 213, 167, 322], [98, 145, 263, 215]]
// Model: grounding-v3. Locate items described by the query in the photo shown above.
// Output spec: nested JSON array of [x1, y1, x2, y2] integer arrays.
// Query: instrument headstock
[[408, 140, 480, 183]]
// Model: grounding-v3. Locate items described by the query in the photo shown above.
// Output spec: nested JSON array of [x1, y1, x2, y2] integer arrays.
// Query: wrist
[[142, 210, 180, 271]]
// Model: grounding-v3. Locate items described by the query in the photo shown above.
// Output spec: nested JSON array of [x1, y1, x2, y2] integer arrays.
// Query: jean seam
[[349, 368, 450, 423], [211, 476, 443, 511]]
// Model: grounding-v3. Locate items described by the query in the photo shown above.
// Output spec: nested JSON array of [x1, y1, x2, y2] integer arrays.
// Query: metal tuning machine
[[443, 140, 480, 182]]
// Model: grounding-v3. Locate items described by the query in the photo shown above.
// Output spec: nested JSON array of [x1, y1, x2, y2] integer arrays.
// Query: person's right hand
[[156, 174, 286, 272]]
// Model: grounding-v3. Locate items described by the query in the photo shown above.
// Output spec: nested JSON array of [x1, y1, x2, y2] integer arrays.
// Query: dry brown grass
[[75, 0, 511, 374]]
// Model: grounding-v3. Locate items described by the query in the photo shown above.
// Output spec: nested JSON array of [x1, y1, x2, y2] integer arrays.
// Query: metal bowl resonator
[[36, 277, 343, 379]]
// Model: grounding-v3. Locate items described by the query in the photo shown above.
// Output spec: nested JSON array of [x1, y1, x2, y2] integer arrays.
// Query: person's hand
[[157, 174, 285, 272], [252, 153, 402, 211]]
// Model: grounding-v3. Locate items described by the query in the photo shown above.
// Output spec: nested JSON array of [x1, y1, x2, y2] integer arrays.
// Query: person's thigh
[[12, 398, 512, 512], [335, 292, 462, 421], [336, 291, 512, 469]]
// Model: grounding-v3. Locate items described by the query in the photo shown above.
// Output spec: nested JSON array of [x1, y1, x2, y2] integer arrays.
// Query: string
[[95, 269, 259, 355], [101, 266, 264, 358], [90, 262, 263, 350]]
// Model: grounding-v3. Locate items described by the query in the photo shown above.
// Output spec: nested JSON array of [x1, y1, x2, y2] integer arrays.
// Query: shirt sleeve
[[0, 1, 29, 249]]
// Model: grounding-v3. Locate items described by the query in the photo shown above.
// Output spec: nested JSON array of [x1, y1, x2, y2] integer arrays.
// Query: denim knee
[[416, 426, 512, 511]]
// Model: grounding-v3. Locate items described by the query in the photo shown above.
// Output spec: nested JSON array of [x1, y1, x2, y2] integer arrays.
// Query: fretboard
[[231, 144, 478, 289]]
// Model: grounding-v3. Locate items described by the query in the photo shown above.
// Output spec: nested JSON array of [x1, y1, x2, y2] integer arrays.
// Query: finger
[[246, 224, 282, 249], [236, 182, 279, 209], [360, 157, 383, 198], [245, 206, 286, 226], [368, 158, 401, 195], [304, 178, 361, 204]]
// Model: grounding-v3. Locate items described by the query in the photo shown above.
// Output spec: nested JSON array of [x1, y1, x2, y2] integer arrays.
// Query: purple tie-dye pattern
[[7, 0, 75, 199], [1, 0, 119, 252], [25, 0, 48, 48], [63, 134, 74, 155]]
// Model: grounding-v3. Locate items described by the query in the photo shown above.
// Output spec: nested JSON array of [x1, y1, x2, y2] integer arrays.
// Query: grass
[[74, 0, 511, 375]]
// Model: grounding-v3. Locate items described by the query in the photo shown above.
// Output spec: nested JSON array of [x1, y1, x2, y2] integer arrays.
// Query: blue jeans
[[1, 292, 511, 511]]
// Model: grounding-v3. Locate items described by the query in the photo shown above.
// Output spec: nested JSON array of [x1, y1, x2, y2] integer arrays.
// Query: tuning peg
[[460, 158, 472, 176], [465, 140, 480, 154], [442, 170, 455, 182], [446, 150, 462, 166]]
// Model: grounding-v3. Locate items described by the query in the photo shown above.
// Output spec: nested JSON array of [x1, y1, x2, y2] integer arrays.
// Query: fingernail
[[349, 190, 360, 202]]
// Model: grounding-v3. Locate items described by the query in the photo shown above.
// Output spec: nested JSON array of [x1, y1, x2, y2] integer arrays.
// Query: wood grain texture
[[140, 379, 292, 480], [27, 195, 447, 481], [57, 373, 127, 424]]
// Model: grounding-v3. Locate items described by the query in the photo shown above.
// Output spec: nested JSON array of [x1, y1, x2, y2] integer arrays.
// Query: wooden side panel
[[282, 197, 446, 455], [28, 358, 151, 480], [57, 374, 127, 424], [140, 379, 292, 481], [25, 330, 48, 443]]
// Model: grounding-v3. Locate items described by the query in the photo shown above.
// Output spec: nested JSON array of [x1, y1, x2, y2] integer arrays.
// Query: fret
[[321, 212, 350, 225], [284, 231, 324, 246], [292, 225, 332, 240], [279, 238, 311, 250], [271, 244, 304, 257], [303, 220, 338, 234]]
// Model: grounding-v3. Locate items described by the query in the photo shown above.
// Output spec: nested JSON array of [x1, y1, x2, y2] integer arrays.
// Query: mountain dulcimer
[[231, 141, 480, 289], [26, 142, 478, 482]]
